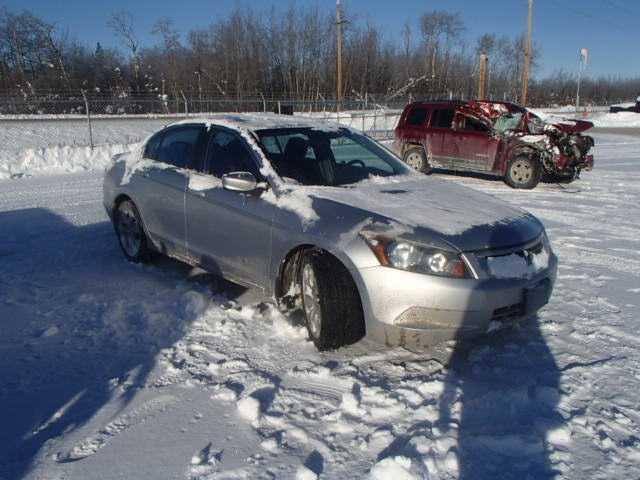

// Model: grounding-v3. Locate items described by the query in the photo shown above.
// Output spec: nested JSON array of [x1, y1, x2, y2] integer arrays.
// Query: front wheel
[[299, 251, 365, 351], [505, 155, 541, 189], [403, 147, 431, 174], [114, 200, 152, 263]]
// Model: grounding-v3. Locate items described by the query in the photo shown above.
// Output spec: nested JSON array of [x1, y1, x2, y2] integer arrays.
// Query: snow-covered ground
[[1, 129, 640, 479]]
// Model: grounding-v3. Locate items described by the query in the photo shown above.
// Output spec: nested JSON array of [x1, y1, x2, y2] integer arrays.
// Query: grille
[[474, 236, 550, 279]]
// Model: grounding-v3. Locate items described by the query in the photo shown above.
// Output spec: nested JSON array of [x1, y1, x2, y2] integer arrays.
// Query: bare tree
[[107, 10, 140, 91]]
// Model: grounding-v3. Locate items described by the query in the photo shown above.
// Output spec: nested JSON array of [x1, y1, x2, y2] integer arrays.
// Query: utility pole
[[478, 53, 488, 99], [521, 0, 533, 106], [336, 0, 344, 111]]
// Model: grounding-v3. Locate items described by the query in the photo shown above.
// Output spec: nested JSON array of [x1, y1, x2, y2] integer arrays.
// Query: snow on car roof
[[169, 113, 343, 133]]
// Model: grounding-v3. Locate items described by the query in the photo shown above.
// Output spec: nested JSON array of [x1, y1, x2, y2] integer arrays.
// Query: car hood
[[549, 119, 593, 134], [305, 176, 543, 252]]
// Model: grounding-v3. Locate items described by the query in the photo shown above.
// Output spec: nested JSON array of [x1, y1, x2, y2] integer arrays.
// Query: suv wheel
[[299, 251, 365, 351], [403, 147, 431, 174], [505, 155, 541, 189], [114, 200, 152, 263]]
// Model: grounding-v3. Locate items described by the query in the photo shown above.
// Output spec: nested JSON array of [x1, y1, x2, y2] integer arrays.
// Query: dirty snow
[[1, 127, 640, 479]]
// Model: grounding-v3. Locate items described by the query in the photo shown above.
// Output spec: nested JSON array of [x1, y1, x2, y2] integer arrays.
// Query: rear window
[[144, 132, 163, 160], [431, 109, 455, 129], [157, 125, 204, 169], [406, 107, 429, 126]]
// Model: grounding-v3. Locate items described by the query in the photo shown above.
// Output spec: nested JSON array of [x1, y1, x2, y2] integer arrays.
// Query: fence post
[[260, 92, 266, 112], [80, 89, 94, 150], [180, 91, 188, 116]]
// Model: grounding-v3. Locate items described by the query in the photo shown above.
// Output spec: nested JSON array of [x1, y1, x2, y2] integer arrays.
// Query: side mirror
[[222, 171, 261, 192]]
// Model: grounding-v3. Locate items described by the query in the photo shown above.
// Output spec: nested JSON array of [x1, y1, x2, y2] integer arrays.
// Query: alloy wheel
[[510, 160, 533, 185], [301, 263, 322, 338], [405, 151, 424, 170], [117, 202, 143, 258]]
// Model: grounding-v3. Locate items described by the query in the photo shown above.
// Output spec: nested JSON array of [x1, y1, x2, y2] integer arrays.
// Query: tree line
[[0, 4, 637, 107]]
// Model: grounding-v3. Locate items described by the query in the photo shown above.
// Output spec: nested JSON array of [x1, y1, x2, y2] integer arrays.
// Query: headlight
[[362, 235, 469, 278]]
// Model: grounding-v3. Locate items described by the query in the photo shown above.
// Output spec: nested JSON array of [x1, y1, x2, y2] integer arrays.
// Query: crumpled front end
[[506, 124, 595, 180], [541, 125, 595, 178]]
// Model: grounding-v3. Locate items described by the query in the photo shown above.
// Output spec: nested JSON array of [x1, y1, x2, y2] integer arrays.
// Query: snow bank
[[0, 143, 133, 179], [534, 108, 640, 128]]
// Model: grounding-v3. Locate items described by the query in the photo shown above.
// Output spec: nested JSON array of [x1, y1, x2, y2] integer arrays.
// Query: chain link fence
[[1, 89, 614, 150], [0, 91, 432, 146]]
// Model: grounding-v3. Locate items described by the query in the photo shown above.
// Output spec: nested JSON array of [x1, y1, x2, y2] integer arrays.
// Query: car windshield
[[255, 127, 410, 186], [493, 112, 524, 133]]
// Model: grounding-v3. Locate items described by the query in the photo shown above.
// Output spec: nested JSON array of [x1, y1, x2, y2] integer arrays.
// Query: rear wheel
[[403, 147, 431, 174], [505, 155, 541, 189], [299, 251, 365, 351], [114, 200, 152, 263]]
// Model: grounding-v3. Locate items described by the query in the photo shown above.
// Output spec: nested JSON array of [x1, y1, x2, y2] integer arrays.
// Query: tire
[[403, 146, 431, 174], [299, 251, 365, 351], [504, 155, 542, 189], [114, 199, 152, 263]]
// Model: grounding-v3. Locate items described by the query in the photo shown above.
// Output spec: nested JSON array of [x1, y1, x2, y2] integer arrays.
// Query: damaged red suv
[[394, 100, 595, 189]]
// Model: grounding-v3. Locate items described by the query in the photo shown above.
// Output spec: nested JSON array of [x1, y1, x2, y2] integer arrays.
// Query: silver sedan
[[103, 114, 557, 350]]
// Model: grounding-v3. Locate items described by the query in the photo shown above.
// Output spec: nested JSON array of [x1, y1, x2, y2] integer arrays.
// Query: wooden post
[[521, 0, 533, 106], [478, 53, 488, 99]]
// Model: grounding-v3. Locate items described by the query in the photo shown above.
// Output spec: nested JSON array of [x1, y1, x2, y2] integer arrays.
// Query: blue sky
[[4, 0, 639, 78]]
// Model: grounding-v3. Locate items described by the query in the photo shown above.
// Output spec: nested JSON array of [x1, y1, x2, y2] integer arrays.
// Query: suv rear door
[[427, 108, 456, 168]]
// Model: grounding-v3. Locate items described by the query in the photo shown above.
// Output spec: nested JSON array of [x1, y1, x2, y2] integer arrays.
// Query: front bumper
[[552, 153, 594, 175], [356, 254, 558, 348]]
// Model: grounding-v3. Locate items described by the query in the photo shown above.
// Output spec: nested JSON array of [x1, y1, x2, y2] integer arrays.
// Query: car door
[[134, 124, 206, 257], [451, 114, 500, 172], [427, 108, 456, 168], [185, 127, 274, 288]]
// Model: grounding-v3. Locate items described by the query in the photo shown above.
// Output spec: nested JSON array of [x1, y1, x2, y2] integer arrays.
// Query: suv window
[[461, 115, 490, 133], [144, 131, 163, 160], [406, 107, 429, 126], [157, 125, 204, 169], [206, 130, 260, 178], [431, 109, 455, 129]]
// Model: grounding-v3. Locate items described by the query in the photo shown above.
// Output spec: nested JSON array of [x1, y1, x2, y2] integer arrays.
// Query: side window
[[156, 125, 204, 169], [206, 130, 260, 178], [260, 136, 281, 154], [431, 109, 455, 129], [406, 107, 429, 126], [461, 116, 489, 133], [144, 131, 163, 160]]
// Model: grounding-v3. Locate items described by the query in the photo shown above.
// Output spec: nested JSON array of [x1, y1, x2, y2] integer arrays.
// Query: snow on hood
[[305, 176, 531, 239]]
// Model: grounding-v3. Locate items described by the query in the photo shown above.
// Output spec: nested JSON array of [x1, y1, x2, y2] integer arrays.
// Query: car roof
[[166, 113, 343, 133], [406, 100, 522, 110]]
